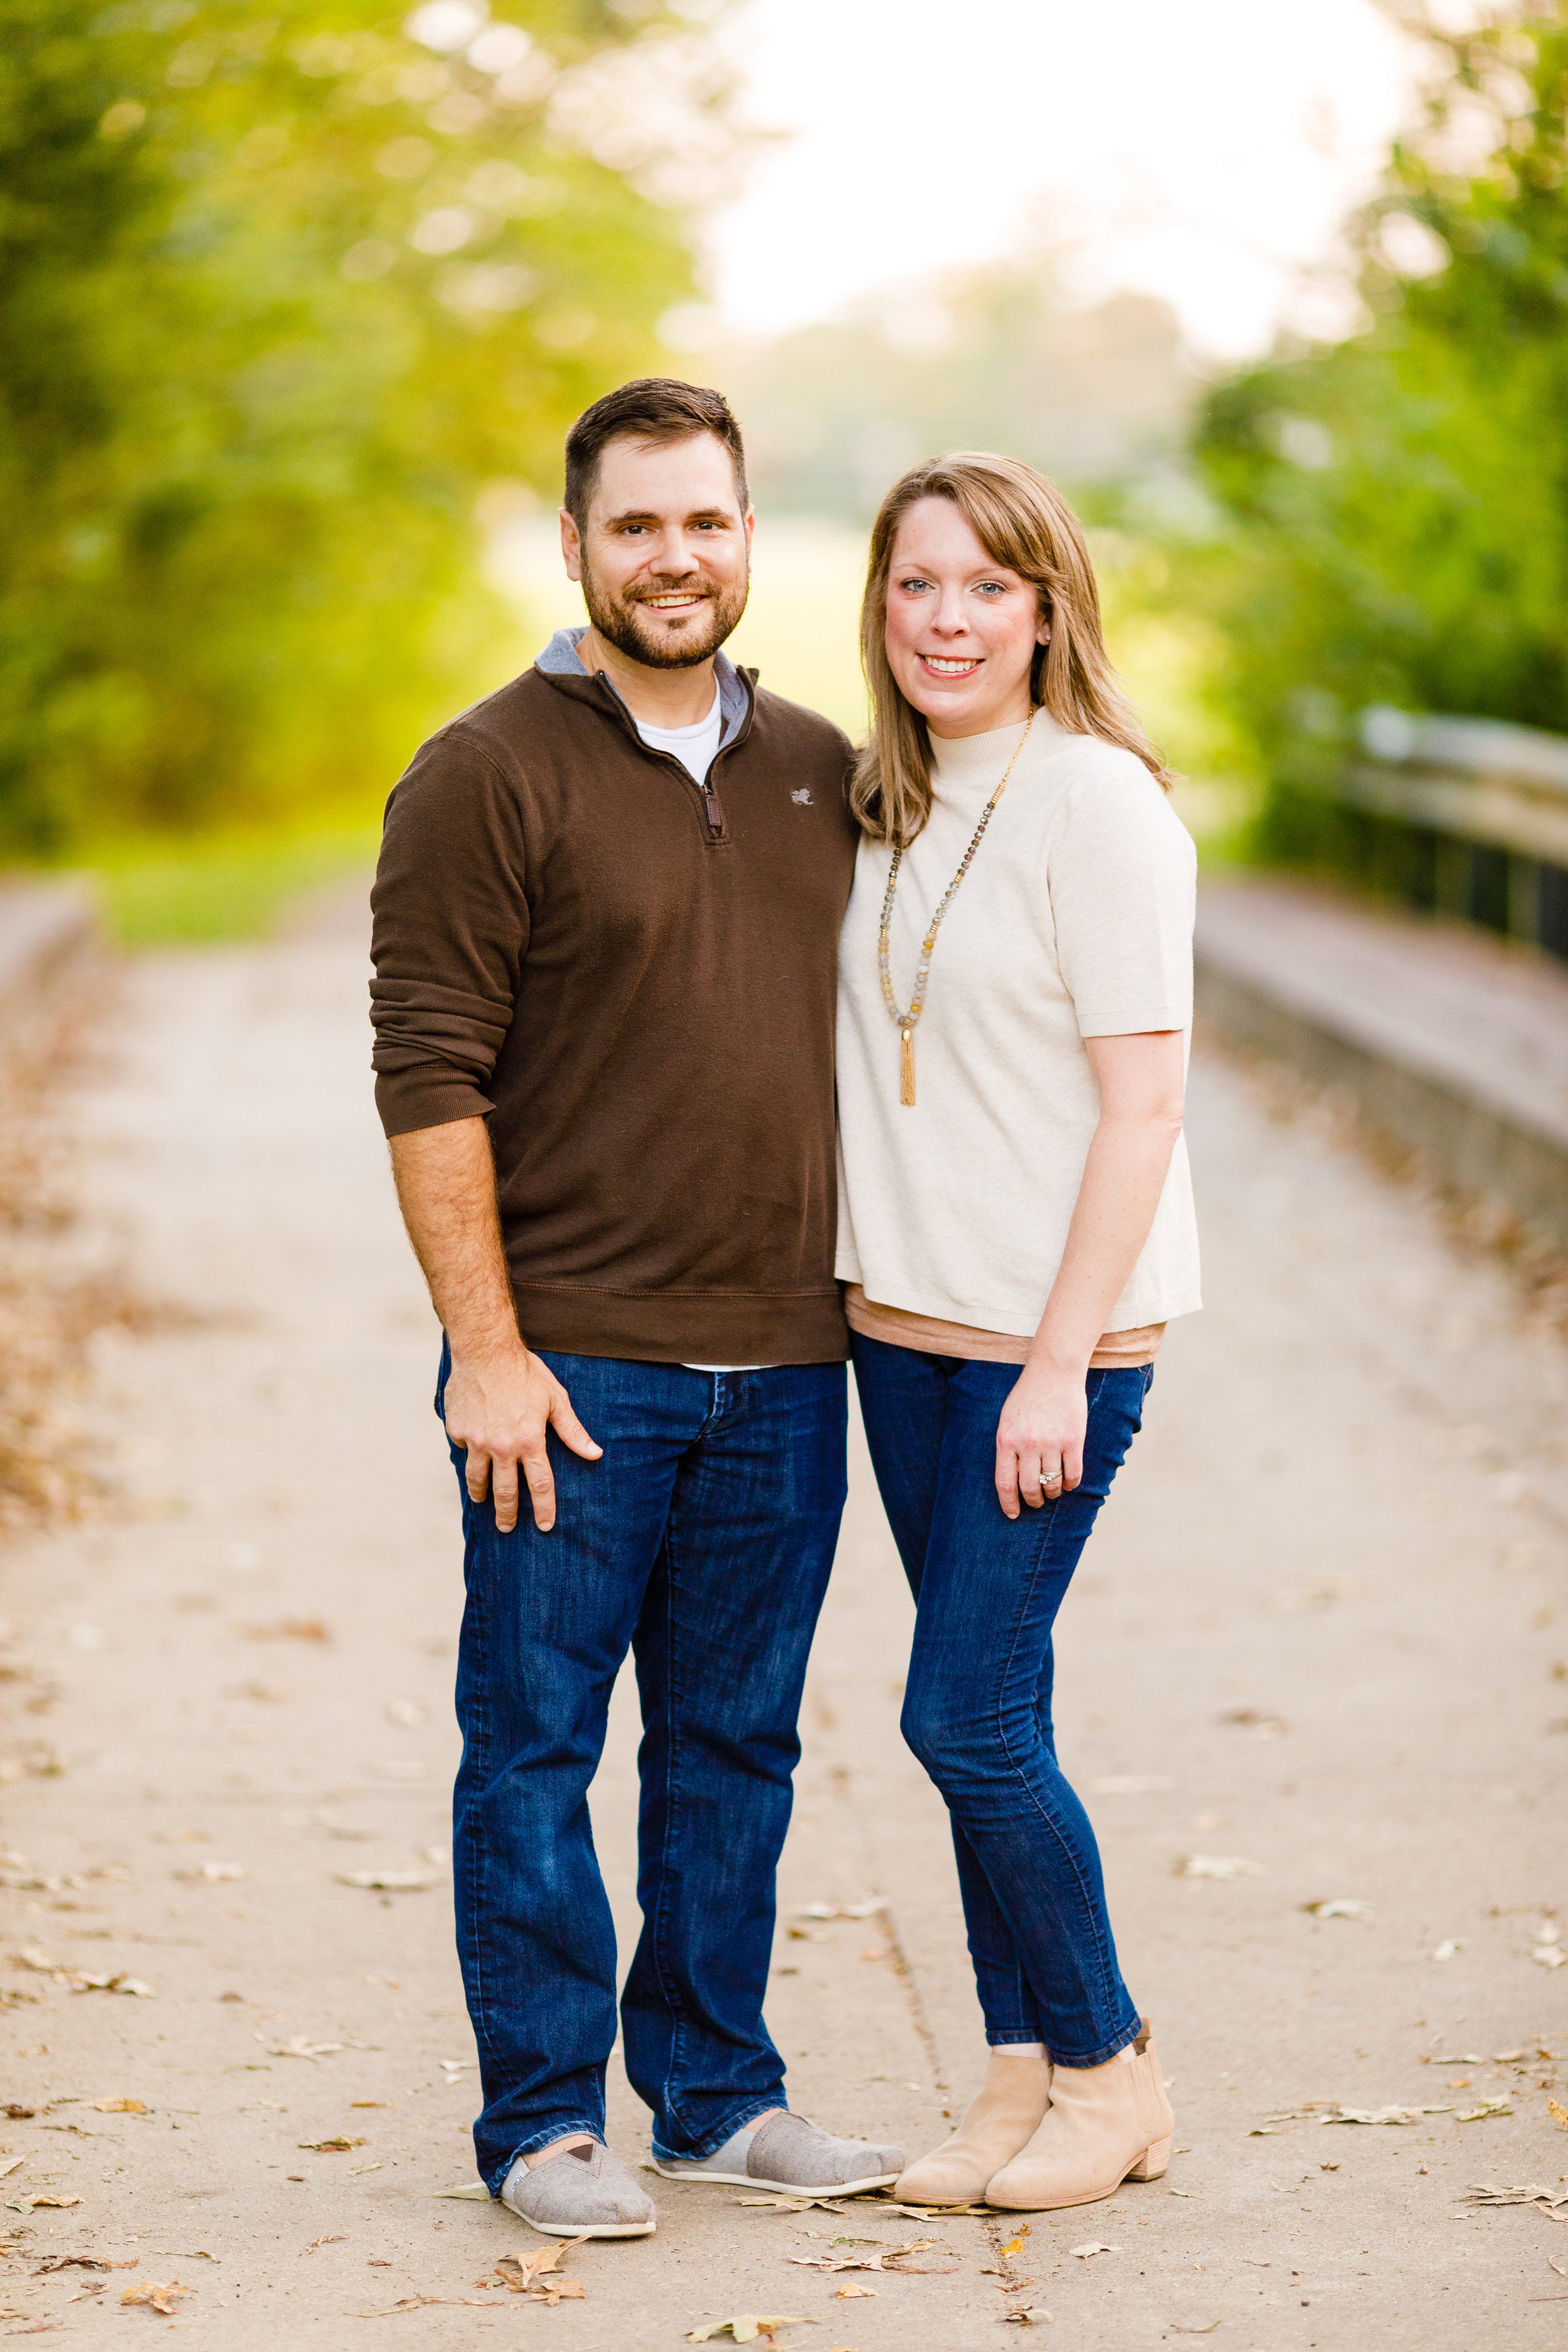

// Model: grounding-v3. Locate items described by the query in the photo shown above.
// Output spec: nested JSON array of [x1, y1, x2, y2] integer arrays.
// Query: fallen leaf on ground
[[270, 2038, 341, 2060], [1533, 1946, 1565, 1970], [33, 2258, 108, 2274], [1321, 2105, 1451, 2127], [1548, 2100, 1568, 2131], [298, 2137, 367, 2153], [1466, 2183, 1568, 2213], [1456, 2100, 1512, 2123], [789, 2238, 945, 2276], [1069, 2242, 1118, 2259], [244, 1619, 330, 1642], [738, 2196, 847, 2215], [1431, 1941, 1462, 1960], [73, 1973, 154, 1998], [1217, 1708, 1286, 1736], [0, 2161, 21, 2181], [1000, 2227, 1030, 2256], [485, 2240, 588, 2302], [92, 2099, 146, 2114], [358, 2294, 494, 2316], [337, 1871, 436, 1893], [438, 2058, 475, 2076], [2, 2106, 35, 2120], [122, 2279, 189, 2313], [1173, 1856, 1260, 1882], [1169, 2324, 1222, 2336], [433, 2182, 490, 2200], [172, 1863, 245, 1883], [351, 2161, 382, 2175], [28, 2195, 80, 2209], [686, 2321, 818, 2343], [1300, 1899, 1372, 1921], [795, 1901, 886, 1921], [834, 2286, 877, 2299], [305, 2237, 346, 2250], [14, 1948, 61, 1973], [866, 2200, 980, 2217]]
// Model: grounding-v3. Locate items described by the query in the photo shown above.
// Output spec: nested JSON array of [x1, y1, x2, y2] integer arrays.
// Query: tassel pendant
[[899, 1022, 916, 1107]]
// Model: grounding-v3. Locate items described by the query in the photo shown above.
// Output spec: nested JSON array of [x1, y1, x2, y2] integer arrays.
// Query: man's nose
[[650, 533, 701, 576]]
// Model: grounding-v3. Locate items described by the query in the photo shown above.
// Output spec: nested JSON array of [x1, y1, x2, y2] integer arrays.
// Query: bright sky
[[705, 0, 1423, 358]]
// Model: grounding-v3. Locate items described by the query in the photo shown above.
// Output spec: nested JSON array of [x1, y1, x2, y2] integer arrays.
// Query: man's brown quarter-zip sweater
[[369, 631, 858, 1364]]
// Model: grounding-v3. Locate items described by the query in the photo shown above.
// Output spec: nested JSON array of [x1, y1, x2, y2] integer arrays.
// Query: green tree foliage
[[1192, 3, 1568, 856], [0, 0, 734, 852]]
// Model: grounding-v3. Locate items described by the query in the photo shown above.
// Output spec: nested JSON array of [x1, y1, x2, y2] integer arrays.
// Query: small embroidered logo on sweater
[[791, 788, 813, 806]]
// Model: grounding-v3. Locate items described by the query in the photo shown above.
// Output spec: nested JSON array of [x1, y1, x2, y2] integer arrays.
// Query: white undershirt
[[634, 686, 724, 786], [633, 687, 770, 1375]]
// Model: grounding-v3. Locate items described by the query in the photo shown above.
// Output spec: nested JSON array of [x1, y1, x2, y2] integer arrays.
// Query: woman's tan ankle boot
[[894, 2050, 1053, 2205], [985, 2020, 1173, 2211]]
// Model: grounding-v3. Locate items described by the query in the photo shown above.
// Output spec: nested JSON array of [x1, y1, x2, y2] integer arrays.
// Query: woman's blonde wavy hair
[[850, 450, 1174, 846]]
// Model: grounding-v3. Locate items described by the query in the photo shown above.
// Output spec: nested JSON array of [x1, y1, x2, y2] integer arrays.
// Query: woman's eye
[[975, 581, 1007, 597], [897, 576, 934, 594]]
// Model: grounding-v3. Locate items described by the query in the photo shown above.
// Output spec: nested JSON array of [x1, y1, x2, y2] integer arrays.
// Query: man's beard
[[580, 561, 748, 670]]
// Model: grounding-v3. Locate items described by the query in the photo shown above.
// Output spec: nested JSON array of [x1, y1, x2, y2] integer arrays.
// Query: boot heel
[[1128, 2136, 1171, 2182]]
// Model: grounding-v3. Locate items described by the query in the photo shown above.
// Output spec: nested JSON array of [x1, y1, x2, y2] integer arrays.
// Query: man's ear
[[559, 506, 583, 584]]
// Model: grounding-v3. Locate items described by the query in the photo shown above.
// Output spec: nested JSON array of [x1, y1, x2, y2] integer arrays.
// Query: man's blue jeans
[[852, 1335, 1150, 2068], [437, 1345, 847, 2190]]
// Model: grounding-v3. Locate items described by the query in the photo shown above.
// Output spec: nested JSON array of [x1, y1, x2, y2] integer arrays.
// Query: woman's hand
[[995, 1357, 1088, 1518]]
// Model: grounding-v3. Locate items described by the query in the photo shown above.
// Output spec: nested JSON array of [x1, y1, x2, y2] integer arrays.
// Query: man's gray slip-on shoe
[[654, 2111, 904, 2196], [500, 2140, 657, 2238]]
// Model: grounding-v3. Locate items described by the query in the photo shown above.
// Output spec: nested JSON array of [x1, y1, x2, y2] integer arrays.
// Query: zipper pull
[[703, 786, 726, 834]]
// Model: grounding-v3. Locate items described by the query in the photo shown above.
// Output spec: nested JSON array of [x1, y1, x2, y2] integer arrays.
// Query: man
[[369, 379, 903, 2239]]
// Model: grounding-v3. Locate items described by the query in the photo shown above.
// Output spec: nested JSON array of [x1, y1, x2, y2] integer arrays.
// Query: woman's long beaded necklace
[[877, 709, 1036, 1107]]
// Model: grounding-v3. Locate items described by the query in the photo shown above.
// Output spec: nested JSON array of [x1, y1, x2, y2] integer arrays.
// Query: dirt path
[[0, 896, 1564, 2348]]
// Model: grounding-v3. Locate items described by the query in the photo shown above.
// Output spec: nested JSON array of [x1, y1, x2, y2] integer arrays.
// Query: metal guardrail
[[1330, 706, 1568, 957]]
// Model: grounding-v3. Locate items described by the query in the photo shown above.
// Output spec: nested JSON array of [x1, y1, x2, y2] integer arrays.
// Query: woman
[[836, 452, 1199, 2212]]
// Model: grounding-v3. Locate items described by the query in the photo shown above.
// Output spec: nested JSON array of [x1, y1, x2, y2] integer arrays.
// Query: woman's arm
[[994, 1029, 1187, 1518]]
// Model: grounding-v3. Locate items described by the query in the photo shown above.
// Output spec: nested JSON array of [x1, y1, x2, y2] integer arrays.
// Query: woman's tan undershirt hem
[[844, 1284, 1164, 1369]]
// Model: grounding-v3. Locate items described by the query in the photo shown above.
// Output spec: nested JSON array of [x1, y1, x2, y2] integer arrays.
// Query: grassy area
[[83, 818, 383, 946]]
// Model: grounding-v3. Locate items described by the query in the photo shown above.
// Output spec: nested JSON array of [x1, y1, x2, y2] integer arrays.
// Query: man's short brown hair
[[563, 378, 748, 531]]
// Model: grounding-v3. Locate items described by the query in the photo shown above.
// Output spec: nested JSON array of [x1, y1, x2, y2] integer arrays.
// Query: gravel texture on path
[[0, 893, 1562, 2348]]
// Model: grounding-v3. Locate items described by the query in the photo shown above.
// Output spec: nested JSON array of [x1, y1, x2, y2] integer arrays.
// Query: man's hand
[[995, 1357, 1087, 1520], [443, 1344, 602, 1534]]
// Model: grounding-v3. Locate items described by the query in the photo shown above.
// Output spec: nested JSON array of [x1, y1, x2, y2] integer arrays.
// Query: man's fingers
[[464, 1445, 493, 1505], [548, 1389, 603, 1462], [520, 1436, 557, 1534], [490, 1454, 521, 1535]]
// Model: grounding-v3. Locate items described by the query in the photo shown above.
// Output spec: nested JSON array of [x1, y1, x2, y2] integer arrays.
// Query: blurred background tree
[[1192, 0, 1568, 865], [0, 0, 738, 862]]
